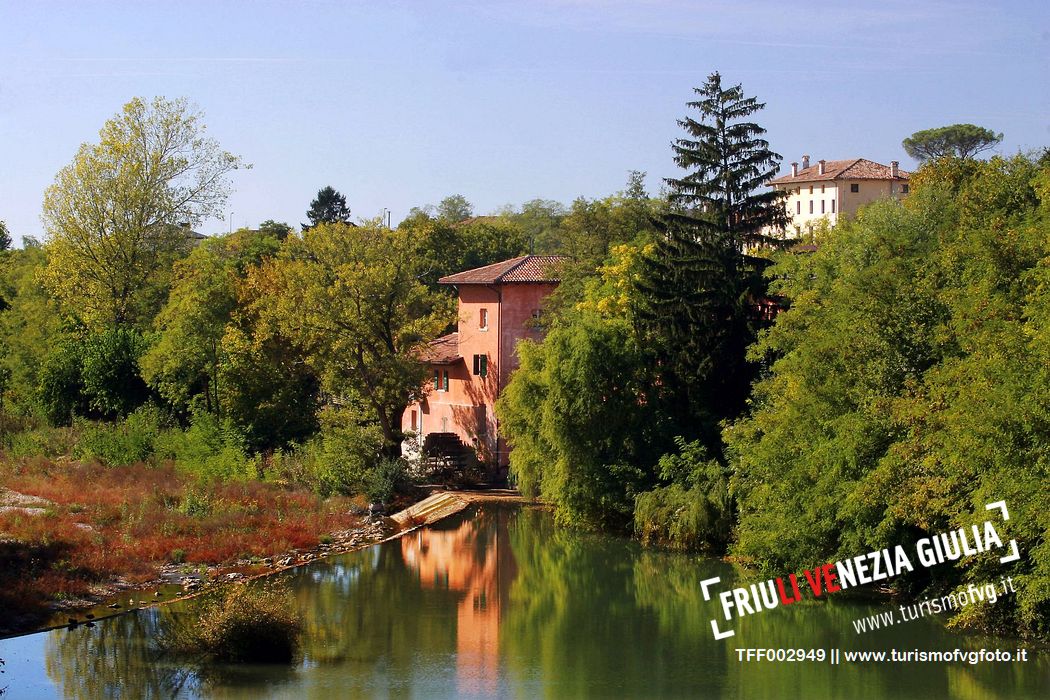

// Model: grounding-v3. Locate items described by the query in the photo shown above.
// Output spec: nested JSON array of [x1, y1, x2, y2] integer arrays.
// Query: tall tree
[[634, 71, 787, 453], [262, 220, 454, 457], [0, 220, 11, 251], [41, 97, 244, 328], [436, 194, 473, 223], [903, 123, 1003, 161], [303, 186, 351, 229]]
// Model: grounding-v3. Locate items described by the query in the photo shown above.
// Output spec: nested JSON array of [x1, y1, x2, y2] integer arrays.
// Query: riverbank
[[0, 454, 524, 638], [0, 457, 369, 637]]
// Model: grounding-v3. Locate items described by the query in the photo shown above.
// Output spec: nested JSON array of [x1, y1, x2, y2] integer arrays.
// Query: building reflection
[[400, 506, 516, 696]]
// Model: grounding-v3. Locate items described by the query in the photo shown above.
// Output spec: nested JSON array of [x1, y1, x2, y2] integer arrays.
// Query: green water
[[0, 504, 1045, 698]]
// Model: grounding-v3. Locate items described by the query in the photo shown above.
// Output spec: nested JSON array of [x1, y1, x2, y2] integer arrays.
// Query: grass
[[0, 457, 358, 626]]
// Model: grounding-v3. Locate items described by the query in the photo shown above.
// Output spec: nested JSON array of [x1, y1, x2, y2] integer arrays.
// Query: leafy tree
[[727, 154, 1050, 638], [0, 220, 10, 251], [257, 219, 293, 241], [0, 246, 65, 415], [141, 241, 238, 414], [261, 220, 454, 457], [902, 123, 1003, 161], [497, 310, 667, 530], [436, 194, 473, 223], [634, 71, 787, 453], [303, 186, 351, 230], [41, 97, 244, 329], [80, 327, 151, 417]]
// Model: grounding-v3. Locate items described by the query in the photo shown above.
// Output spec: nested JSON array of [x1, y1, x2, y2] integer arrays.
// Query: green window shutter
[[443, 370, 450, 392], [434, 370, 440, 390], [480, 354, 487, 378]]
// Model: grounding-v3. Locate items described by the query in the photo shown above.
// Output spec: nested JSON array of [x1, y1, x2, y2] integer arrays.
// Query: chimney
[[818, 159, 826, 175], [890, 160, 899, 178], [791, 162, 798, 177], [802, 154, 810, 169]]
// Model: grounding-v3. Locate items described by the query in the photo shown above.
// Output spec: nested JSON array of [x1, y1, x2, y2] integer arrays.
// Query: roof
[[419, 333, 460, 365], [769, 158, 910, 185], [438, 255, 568, 285]]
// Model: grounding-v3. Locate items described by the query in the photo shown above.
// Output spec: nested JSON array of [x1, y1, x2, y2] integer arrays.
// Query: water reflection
[[8, 504, 1044, 698]]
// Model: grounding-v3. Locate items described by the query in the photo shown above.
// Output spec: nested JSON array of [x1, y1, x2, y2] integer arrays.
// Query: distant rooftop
[[770, 158, 909, 185], [438, 255, 568, 285]]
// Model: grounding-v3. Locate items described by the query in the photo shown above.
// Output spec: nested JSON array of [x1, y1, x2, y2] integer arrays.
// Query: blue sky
[[1, 0, 1047, 244]]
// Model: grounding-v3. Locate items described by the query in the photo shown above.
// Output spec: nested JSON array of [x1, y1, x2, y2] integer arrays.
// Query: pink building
[[402, 255, 566, 473]]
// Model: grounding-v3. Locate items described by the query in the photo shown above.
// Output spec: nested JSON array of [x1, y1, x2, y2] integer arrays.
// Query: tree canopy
[[902, 123, 1003, 161], [634, 71, 787, 452], [41, 97, 245, 329], [259, 220, 454, 457], [0, 220, 11, 251], [303, 186, 351, 229]]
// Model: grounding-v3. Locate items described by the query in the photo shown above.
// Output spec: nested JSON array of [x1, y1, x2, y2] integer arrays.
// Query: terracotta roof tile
[[438, 255, 567, 285], [769, 158, 910, 185], [419, 333, 460, 365]]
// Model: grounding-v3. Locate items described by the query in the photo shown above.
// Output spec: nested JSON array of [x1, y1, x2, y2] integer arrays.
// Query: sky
[[1, 0, 1048, 245]]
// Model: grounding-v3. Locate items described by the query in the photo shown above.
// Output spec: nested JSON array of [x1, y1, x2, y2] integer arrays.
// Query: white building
[[769, 156, 911, 235]]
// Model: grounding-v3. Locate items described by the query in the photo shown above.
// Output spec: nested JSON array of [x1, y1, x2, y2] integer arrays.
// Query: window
[[443, 370, 450, 392], [821, 200, 825, 214], [809, 185, 814, 194], [831, 199, 836, 214], [796, 201, 801, 215], [821, 185, 825, 193], [850, 183, 859, 193], [479, 308, 488, 330], [902, 184, 910, 194], [410, 410, 417, 431], [809, 200, 814, 214], [433, 370, 440, 390], [472, 353, 488, 378]]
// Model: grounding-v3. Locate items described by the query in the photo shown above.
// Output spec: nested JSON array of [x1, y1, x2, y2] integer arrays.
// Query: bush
[[265, 407, 383, 496], [73, 403, 169, 465], [161, 581, 302, 663], [362, 457, 406, 504], [154, 410, 257, 481], [80, 328, 151, 418], [633, 438, 734, 551]]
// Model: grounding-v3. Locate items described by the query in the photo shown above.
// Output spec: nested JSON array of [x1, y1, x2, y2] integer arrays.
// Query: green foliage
[[154, 410, 257, 481], [73, 404, 169, 466], [498, 311, 668, 530], [436, 194, 473, 223], [633, 438, 733, 550], [141, 241, 237, 414], [634, 72, 788, 454], [160, 581, 302, 663], [80, 327, 151, 418], [363, 456, 407, 504], [903, 123, 1003, 161], [727, 154, 1050, 638], [36, 339, 86, 425], [0, 219, 10, 251], [41, 96, 244, 328], [0, 246, 66, 417], [303, 185, 351, 229], [261, 220, 454, 457]]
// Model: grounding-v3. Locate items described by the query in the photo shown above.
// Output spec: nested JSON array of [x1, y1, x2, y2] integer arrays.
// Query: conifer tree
[[303, 186, 351, 230], [634, 72, 787, 453]]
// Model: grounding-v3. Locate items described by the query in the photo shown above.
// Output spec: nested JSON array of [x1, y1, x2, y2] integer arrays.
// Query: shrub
[[80, 328, 151, 418], [73, 403, 169, 465], [633, 438, 734, 551], [154, 410, 257, 481], [362, 457, 406, 504], [161, 581, 302, 663]]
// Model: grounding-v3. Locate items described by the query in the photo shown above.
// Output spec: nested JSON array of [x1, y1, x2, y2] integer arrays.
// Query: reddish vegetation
[[0, 458, 358, 624]]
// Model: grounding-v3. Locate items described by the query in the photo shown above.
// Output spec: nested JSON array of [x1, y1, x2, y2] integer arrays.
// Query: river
[[0, 503, 1044, 698]]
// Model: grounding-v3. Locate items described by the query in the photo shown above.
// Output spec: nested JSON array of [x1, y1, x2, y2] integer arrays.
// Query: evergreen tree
[[634, 72, 787, 453], [303, 186, 351, 230]]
